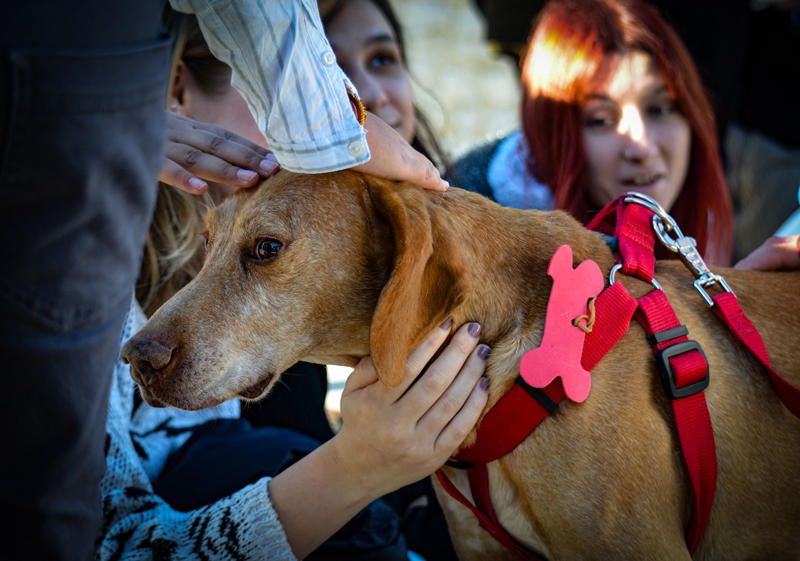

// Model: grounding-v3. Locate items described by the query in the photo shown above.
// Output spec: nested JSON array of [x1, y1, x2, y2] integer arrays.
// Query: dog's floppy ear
[[366, 179, 466, 387]]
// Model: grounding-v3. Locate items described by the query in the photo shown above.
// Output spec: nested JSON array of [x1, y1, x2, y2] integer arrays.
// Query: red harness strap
[[436, 464, 542, 561], [436, 282, 639, 560], [635, 289, 715, 553], [593, 200, 717, 553], [589, 198, 656, 279]]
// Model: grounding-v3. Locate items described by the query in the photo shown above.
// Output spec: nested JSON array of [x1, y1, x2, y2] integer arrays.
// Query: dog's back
[[434, 195, 800, 560]]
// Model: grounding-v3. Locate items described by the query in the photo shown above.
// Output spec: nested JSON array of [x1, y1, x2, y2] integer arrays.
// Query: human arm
[[269, 321, 489, 558], [168, 0, 447, 190], [103, 304, 485, 559], [99, 473, 294, 561], [733, 235, 800, 271]]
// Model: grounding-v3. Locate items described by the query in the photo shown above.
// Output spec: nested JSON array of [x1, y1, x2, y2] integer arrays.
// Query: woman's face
[[581, 50, 691, 212], [325, 0, 416, 143]]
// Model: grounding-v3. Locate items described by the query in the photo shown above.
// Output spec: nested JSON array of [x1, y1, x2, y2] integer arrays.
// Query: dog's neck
[[429, 193, 615, 396]]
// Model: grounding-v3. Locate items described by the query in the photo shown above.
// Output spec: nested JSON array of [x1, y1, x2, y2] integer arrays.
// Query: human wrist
[[328, 433, 387, 500], [269, 439, 376, 558]]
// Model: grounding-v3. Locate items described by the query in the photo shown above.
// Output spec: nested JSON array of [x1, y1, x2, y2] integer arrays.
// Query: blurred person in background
[[463, 0, 799, 262], [449, 0, 734, 265]]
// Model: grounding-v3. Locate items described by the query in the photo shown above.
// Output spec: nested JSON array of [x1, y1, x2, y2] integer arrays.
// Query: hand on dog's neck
[[420, 192, 615, 393]]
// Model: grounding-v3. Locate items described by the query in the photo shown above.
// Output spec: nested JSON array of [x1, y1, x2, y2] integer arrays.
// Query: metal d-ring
[[623, 192, 679, 232], [608, 263, 662, 290], [623, 192, 684, 252]]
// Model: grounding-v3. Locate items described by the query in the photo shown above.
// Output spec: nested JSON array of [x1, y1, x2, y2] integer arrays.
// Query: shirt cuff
[[268, 132, 370, 173], [268, 76, 370, 173]]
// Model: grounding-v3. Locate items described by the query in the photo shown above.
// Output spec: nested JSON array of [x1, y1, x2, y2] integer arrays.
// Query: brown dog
[[122, 170, 800, 560]]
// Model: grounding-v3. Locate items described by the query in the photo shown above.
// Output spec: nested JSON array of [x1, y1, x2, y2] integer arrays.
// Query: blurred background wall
[[389, 0, 521, 159]]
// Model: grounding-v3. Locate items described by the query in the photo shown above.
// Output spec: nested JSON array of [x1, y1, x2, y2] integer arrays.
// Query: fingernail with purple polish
[[259, 156, 279, 174], [237, 169, 258, 184], [188, 177, 207, 192], [479, 377, 490, 391], [468, 322, 481, 337], [439, 317, 453, 331], [477, 344, 491, 360]]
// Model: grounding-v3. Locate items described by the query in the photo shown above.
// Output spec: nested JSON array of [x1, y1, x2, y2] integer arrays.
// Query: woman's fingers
[[158, 157, 208, 194], [734, 235, 800, 271], [434, 371, 489, 455], [166, 113, 268, 154], [163, 139, 262, 187], [417, 341, 488, 432], [343, 356, 380, 395], [346, 319, 453, 407], [386, 318, 455, 397], [355, 112, 449, 192], [159, 111, 280, 194], [395, 141, 447, 192], [167, 118, 278, 175], [396, 322, 482, 414]]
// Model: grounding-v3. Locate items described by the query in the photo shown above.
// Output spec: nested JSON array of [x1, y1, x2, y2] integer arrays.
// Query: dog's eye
[[254, 238, 283, 261]]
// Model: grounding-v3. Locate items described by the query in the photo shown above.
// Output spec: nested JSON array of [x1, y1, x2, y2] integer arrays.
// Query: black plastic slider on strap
[[445, 458, 474, 469], [647, 324, 688, 345], [656, 340, 710, 399], [647, 324, 710, 400], [516, 377, 559, 413]]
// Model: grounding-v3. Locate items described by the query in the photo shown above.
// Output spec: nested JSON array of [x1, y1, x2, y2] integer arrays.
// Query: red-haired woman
[[449, 0, 734, 265]]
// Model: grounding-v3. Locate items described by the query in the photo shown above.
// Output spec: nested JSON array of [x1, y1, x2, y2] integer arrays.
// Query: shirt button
[[322, 51, 336, 66], [348, 140, 366, 157]]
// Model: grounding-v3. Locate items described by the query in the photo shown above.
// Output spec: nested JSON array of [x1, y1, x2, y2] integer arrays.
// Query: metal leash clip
[[623, 192, 734, 306]]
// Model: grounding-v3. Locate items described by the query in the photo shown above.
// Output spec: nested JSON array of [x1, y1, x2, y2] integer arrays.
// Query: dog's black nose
[[121, 336, 178, 386]]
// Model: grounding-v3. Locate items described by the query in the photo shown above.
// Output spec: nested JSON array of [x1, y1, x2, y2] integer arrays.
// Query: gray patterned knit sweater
[[97, 301, 297, 560]]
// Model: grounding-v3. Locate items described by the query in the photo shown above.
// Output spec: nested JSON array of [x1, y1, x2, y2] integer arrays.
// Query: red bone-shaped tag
[[519, 245, 604, 402]]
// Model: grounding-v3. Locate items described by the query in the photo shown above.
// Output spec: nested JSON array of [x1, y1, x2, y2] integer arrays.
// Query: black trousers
[[0, 3, 169, 560]]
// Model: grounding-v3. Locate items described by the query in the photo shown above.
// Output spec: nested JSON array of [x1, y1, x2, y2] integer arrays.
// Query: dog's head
[[121, 171, 465, 409]]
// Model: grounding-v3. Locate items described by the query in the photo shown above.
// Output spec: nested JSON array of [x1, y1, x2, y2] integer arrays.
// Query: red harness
[[436, 194, 800, 560]]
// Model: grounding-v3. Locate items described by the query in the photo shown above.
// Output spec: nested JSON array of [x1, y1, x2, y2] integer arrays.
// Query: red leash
[[437, 193, 800, 560], [711, 292, 800, 416]]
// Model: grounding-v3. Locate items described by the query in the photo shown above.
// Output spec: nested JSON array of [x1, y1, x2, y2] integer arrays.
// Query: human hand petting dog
[[159, 111, 280, 194], [333, 320, 489, 496], [160, 110, 447, 196], [268, 321, 489, 559], [734, 235, 800, 271], [354, 111, 449, 192]]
